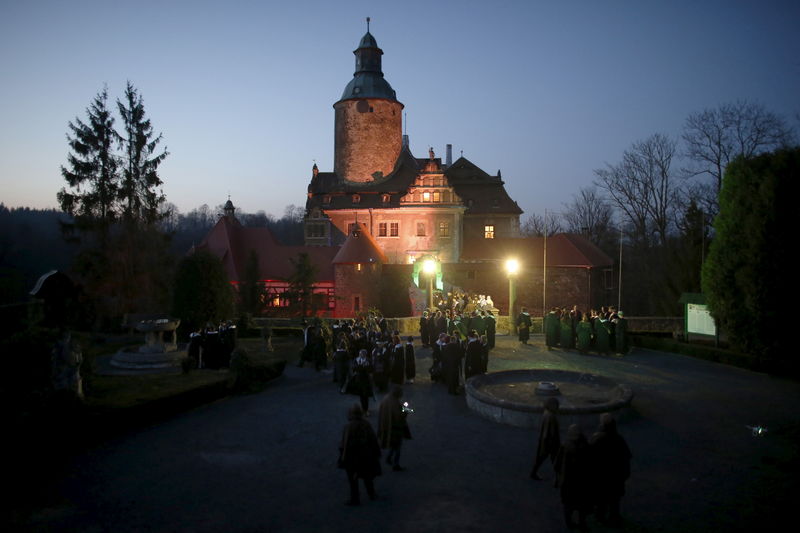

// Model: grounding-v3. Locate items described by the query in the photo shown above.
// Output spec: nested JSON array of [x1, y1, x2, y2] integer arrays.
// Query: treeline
[[0, 203, 304, 305], [520, 100, 797, 316]]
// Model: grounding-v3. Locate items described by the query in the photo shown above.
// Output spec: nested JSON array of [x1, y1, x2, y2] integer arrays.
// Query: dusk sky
[[1, 0, 798, 220]]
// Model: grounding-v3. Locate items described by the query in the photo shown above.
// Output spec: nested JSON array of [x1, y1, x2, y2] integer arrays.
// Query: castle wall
[[325, 207, 463, 264]]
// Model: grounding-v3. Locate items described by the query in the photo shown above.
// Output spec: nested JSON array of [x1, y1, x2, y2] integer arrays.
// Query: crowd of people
[[187, 321, 238, 369], [520, 305, 629, 355], [532, 398, 632, 530]]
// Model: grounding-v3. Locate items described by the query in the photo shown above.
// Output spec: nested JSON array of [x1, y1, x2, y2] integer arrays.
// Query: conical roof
[[332, 222, 387, 264]]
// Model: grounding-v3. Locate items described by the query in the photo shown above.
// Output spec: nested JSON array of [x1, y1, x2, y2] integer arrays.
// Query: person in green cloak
[[576, 314, 592, 354], [594, 317, 611, 355], [545, 308, 560, 350], [560, 314, 574, 350]]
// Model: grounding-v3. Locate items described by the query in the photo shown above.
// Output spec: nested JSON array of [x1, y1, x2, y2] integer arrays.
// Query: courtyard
[[22, 335, 799, 532]]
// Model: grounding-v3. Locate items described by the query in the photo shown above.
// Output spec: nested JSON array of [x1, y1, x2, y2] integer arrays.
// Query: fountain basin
[[466, 369, 633, 428]]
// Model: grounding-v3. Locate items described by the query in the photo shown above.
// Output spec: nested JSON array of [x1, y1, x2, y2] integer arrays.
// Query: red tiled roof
[[332, 223, 387, 264], [460, 234, 613, 268], [194, 216, 339, 282]]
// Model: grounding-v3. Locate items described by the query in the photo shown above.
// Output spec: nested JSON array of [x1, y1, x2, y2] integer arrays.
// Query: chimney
[[446, 144, 453, 167]]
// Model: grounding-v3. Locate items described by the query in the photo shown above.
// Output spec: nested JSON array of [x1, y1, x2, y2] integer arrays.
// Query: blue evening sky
[[1, 0, 797, 219]]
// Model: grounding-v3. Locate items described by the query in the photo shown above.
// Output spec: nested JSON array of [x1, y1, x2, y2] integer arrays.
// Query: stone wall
[[334, 263, 382, 318], [334, 98, 403, 183]]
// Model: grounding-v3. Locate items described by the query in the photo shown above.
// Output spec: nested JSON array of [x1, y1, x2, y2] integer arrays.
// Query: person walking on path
[[351, 349, 374, 415], [589, 413, 632, 527], [530, 397, 561, 480], [338, 404, 381, 506], [377, 385, 412, 471]]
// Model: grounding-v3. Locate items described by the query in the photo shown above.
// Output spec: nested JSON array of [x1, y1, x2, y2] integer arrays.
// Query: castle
[[197, 27, 613, 318]]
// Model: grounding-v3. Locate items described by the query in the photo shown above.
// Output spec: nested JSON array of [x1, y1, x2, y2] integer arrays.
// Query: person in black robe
[[589, 413, 632, 527], [441, 335, 464, 394], [485, 312, 496, 349], [350, 349, 374, 414], [404, 336, 416, 383], [419, 311, 430, 347], [333, 340, 349, 389], [464, 332, 484, 381], [389, 336, 405, 386], [429, 333, 446, 383], [338, 404, 381, 505], [371, 341, 390, 393], [531, 397, 560, 480], [544, 309, 561, 350], [517, 308, 532, 344], [377, 385, 412, 471], [554, 424, 591, 530]]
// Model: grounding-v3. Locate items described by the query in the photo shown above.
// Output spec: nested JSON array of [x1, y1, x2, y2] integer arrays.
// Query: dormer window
[[323, 195, 331, 205], [352, 194, 361, 204], [382, 194, 390, 204]]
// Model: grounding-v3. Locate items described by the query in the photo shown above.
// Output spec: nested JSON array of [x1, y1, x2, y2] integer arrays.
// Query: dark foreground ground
[[16, 336, 799, 532]]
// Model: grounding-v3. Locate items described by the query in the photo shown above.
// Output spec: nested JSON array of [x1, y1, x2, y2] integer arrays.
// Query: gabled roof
[[445, 157, 523, 215], [195, 215, 338, 282], [306, 147, 420, 209], [460, 234, 613, 268], [332, 222, 387, 264]]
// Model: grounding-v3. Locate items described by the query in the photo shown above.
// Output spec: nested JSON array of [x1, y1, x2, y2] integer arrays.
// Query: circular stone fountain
[[466, 369, 633, 428], [108, 318, 187, 372]]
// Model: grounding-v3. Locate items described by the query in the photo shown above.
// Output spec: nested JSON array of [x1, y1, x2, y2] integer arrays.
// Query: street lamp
[[505, 258, 519, 334], [423, 258, 437, 310]]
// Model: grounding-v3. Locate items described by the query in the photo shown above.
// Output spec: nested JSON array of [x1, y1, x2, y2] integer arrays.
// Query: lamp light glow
[[423, 258, 437, 274], [505, 258, 519, 275]]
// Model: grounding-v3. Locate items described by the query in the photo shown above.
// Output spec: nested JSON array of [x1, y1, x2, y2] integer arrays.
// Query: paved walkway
[[23, 336, 799, 532]]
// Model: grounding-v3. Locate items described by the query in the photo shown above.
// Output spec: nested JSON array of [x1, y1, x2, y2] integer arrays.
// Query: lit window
[[422, 191, 431, 202], [382, 194, 390, 203], [417, 222, 426, 236], [484, 225, 495, 239], [433, 191, 440, 202], [378, 222, 387, 237], [356, 263, 362, 272], [439, 221, 450, 237], [390, 222, 399, 237], [352, 194, 360, 204]]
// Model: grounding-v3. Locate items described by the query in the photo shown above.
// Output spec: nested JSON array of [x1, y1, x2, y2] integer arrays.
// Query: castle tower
[[333, 29, 404, 184]]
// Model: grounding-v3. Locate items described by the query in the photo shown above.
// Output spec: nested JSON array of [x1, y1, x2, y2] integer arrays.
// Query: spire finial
[[366, 17, 370, 32]]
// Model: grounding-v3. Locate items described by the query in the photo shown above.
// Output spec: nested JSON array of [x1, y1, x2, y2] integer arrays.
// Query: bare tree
[[561, 186, 616, 248], [594, 133, 680, 246], [520, 212, 563, 237], [682, 100, 795, 218]]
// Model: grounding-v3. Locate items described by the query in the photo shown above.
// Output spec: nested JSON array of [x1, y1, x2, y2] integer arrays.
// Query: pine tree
[[57, 87, 119, 234], [117, 81, 168, 225]]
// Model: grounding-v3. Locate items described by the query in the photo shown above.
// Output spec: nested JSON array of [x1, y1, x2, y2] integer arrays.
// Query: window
[[354, 296, 361, 312], [439, 221, 450, 237], [416, 222, 426, 237], [433, 191, 441, 202], [323, 195, 331, 205], [306, 223, 325, 238], [382, 194, 390, 203], [378, 222, 387, 237], [390, 222, 399, 237], [352, 194, 360, 204], [422, 191, 431, 202], [356, 263, 362, 272], [348, 222, 358, 235], [484, 225, 495, 239]]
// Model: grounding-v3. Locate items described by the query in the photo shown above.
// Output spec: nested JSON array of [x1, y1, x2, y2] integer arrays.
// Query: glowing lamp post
[[505, 258, 519, 334], [423, 258, 437, 310]]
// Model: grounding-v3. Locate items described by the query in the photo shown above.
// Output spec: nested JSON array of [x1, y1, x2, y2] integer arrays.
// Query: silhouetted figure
[[531, 397, 560, 480], [378, 385, 411, 471], [338, 404, 381, 505], [590, 413, 632, 527], [555, 424, 591, 531], [517, 307, 532, 344], [441, 336, 464, 394]]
